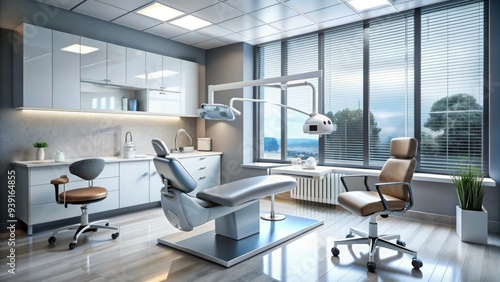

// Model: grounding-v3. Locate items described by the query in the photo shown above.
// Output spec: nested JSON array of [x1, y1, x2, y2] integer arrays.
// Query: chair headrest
[[152, 138, 170, 157], [390, 137, 418, 159], [153, 157, 197, 193], [69, 158, 105, 180]]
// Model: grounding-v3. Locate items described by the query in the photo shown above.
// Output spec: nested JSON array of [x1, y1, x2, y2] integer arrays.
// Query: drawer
[[30, 162, 119, 186]]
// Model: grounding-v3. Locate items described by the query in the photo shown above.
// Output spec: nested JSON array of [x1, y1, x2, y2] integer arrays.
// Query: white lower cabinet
[[119, 161, 150, 208], [176, 155, 221, 194], [149, 160, 163, 202]]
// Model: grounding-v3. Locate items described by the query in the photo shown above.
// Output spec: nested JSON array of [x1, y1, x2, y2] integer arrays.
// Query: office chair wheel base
[[396, 239, 406, 247], [48, 236, 56, 244], [69, 242, 76, 250], [367, 261, 376, 272], [331, 247, 340, 257], [411, 258, 423, 269], [111, 232, 119, 240], [346, 233, 354, 238], [105, 223, 109, 226]]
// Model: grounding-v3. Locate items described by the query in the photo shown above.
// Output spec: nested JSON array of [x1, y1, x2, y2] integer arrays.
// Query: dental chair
[[331, 137, 423, 272], [151, 138, 298, 240]]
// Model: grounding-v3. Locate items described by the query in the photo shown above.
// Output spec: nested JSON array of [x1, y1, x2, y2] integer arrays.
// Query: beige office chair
[[48, 158, 119, 250], [331, 137, 423, 272]]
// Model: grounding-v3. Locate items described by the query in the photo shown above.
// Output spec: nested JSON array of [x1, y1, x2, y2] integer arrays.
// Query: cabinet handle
[[142, 172, 149, 176], [198, 176, 206, 180], [199, 157, 206, 160], [160, 86, 166, 90], [159, 92, 166, 95], [199, 167, 206, 170], [151, 171, 157, 175]]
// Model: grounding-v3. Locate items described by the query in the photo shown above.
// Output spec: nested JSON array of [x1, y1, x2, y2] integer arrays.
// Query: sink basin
[[179, 146, 195, 153]]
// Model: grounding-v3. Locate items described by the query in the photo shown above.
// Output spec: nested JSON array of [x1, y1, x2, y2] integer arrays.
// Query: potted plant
[[451, 165, 487, 244], [33, 141, 48, 161]]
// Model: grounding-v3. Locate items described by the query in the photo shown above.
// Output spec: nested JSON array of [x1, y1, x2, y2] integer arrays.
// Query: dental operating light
[[197, 70, 335, 135]]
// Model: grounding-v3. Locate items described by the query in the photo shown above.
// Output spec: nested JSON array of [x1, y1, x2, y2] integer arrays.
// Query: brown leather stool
[[48, 158, 119, 250]]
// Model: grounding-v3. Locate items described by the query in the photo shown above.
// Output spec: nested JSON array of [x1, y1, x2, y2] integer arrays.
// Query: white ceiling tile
[[284, 24, 321, 38], [305, 4, 354, 23], [193, 3, 245, 24], [156, 0, 219, 13], [197, 24, 233, 38], [239, 25, 280, 40], [73, 0, 128, 21], [218, 15, 266, 33], [358, 6, 399, 19], [171, 32, 211, 45], [95, 0, 153, 11], [285, 0, 339, 14], [35, 0, 84, 10], [394, 0, 448, 12], [223, 0, 279, 13], [249, 3, 298, 23], [144, 22, 188, 38], [269, 15, 315, 31], [248, 32, 286, 45], [195, 38, 228, 50], [320, 14, 361, 29], [221, 33, 251, 44], [112, 12, 162, 31]]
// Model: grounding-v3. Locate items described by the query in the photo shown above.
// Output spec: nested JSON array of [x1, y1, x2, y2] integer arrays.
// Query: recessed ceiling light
[[348, 0, 390, 11], [136, 2, 184, 22], [61, 44, 99, 54], [169, 15, 212, 31]]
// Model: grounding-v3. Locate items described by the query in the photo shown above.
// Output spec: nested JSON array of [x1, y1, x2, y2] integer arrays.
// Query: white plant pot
[[36, 148, 45, 160], [456, 205, 488, 244]]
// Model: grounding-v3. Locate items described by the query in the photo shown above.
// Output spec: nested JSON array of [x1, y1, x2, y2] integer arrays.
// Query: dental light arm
[[229, 98, 310, 117]]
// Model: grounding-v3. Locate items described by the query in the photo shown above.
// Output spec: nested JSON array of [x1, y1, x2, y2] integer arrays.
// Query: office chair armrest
[[340, 175, 371, 192], [374, 181, 414, 212], [51, 175, 69, 205]]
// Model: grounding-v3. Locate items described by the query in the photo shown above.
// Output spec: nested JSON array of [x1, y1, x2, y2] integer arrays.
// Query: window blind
[[420, 0, 484, 173], [369, 13, 415, 166], [323, 23, 364, 165]]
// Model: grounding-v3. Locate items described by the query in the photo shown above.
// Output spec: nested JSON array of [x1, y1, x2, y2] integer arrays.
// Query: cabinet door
[[126, 47, 146, 88], [145, 52, 163, 89], [119, 161, 150, 208], [181, 60, 199, 116], [23, 24, 52, 108], [107, 43, 126, 85], [53, 31, 80, 109], [149, 161, 163, 202], [148, 90, 181, 114], [80, 37, 107, 82], [162, 56, 181, 92]]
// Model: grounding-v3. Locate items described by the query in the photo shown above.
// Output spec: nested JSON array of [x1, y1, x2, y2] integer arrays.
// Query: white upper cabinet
[[145, 52, 163, 90], [126, 47, 146, 88], [162, 56, 181, 92], [80, 37, 107, 83], [107, 43, 126, 85], [14, 24, 53, 108], [52, 31, 80, 109], [181, 60, 199, 116]]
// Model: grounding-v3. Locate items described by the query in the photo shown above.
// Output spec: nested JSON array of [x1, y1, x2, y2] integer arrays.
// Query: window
[[256, 0, 487, 174], [420, 0, 485, 173]]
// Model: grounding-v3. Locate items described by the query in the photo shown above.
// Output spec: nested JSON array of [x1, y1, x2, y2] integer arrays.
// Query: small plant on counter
[[451, 165, 484, 211], [33, 142, 48, 148]]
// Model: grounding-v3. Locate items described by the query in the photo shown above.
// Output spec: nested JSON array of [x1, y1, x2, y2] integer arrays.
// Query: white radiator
[[290, 172, 345, 204]]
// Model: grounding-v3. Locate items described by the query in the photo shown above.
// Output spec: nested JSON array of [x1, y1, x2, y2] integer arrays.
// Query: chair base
[[48, 205, 119, 249], [332, 215, 422, 272]]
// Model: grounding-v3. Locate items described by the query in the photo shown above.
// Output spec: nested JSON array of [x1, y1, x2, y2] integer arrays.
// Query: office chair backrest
[[69, 158, 105, 181], [378, 137, 418, 202], [153, 157, 197, 193]]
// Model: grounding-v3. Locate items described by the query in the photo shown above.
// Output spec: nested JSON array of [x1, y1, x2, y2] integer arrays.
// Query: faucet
[[174, 129, 192, 152]]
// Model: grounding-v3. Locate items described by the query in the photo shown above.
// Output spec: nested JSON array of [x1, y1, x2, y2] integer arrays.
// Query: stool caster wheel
[[412, 258, 423, 269], [48, 236, 56, 244], [69, 242, 76, 250], [367, 261, 377, 272], [331, 247, 340, 257], [111, 232, 119, 240], [346, 233, 354, 238], [396, 240, 406, 247]]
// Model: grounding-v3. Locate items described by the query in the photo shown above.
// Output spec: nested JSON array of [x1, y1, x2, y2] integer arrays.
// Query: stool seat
[[58, 187, 108, 204]]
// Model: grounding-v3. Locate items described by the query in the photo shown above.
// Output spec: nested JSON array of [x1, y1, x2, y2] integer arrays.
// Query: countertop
[[12, 151, 223, 168]]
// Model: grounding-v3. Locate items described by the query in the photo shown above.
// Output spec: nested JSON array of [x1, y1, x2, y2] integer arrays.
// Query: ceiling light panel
[[136, 2, 184, 22], [61, 44, 99, 54], [348, 0, 390, 11], [170, 15, 212, 31]]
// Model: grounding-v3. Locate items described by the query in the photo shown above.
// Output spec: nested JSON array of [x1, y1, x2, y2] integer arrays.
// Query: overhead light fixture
[[197, 71, 336, 136], [61, 44, 98, 54], [169, 15, 212, 31], [136, 2, 184, 22], [348, 0, 390, 11]]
